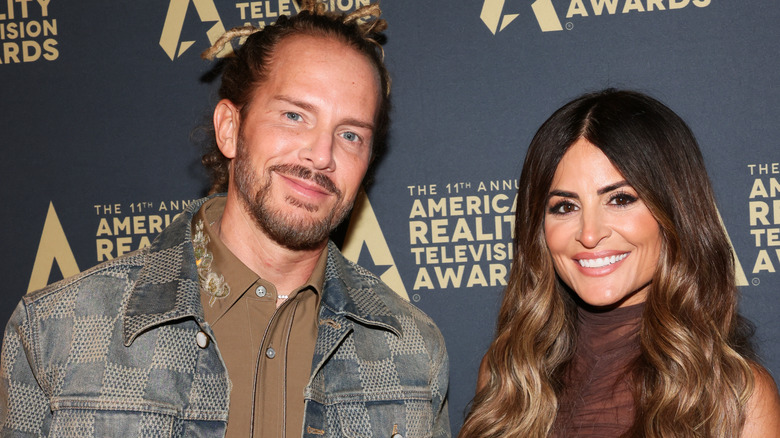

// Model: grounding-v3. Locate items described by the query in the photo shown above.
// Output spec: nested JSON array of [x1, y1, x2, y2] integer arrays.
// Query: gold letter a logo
[[159, 0, 233, 60], [718, 210, 748, 287], [481, 0, 562, 34], [342, 191, 409, 301], [27, 203, 80, 293]]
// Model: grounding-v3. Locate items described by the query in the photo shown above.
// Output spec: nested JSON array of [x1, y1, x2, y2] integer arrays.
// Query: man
[[0, 4, 449, 437]]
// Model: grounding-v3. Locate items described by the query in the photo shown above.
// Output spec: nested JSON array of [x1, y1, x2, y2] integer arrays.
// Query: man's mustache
[[269, 164, 341, 197]]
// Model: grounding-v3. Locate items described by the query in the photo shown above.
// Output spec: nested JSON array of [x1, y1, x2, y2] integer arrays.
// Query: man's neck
[[215, 196, 326, 297]]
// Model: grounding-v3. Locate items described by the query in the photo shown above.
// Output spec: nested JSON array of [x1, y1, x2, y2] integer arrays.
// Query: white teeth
[[578, 253, 628, 268]]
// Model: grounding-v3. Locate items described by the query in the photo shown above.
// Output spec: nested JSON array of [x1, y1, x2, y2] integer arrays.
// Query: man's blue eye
[[286, 112, 302, 121]]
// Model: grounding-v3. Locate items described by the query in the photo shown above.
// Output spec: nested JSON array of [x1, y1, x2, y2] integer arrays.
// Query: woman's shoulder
[[742, 364, 780, 436]]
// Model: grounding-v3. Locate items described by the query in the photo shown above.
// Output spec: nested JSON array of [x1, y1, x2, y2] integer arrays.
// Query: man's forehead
[[268, 34, 381, 89], [245, 34, 381, 118]]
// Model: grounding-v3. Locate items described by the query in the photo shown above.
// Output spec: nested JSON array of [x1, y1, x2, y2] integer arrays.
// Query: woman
[[459, 89, 780, 437]]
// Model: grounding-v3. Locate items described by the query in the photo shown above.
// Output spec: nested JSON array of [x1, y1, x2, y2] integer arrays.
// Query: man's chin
[[262, 218, 332, 251], [251, 203, 339, 250], [267, 188, 330, 214], [276, 202, 330, 222]]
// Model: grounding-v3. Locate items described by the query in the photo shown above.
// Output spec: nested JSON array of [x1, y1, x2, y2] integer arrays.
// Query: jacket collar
[[123, 195, 210, 346], [123, 195, 403, 346], [320, 241, 403, 338]]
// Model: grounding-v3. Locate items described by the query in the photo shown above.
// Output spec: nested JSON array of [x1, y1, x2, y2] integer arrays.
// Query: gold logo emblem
[[159, 0, 233, 60], [342, 191, 409, 300], [28, 203, 79, 292], [481, 0, 562, 34]]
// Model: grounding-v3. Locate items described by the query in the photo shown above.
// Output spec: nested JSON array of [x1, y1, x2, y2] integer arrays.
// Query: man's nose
[[299, 130, 335, 171]]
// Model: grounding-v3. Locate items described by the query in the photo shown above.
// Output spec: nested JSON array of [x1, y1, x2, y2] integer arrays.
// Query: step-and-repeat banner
[[2, 0, 778, 433]]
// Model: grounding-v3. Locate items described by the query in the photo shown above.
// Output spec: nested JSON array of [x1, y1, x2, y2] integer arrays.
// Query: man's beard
[[233, 137, 354, 251]]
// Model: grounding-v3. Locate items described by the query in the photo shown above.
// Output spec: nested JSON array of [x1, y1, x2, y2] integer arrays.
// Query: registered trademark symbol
[[566, 22, 574, 30], [412, 294, 421, 302], [752, 278, 760, 286]]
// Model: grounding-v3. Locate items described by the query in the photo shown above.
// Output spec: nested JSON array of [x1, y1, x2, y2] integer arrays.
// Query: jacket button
[[392, 434, 403, 438], [196, 331, 210, 349]]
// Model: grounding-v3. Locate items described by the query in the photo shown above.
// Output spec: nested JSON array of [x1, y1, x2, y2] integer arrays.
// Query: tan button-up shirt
[[192, 197, 325, 438]]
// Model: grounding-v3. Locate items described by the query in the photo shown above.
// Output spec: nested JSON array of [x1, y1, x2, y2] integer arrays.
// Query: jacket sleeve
[[0, 299, 52, 436], [431, 331, 451, 438]]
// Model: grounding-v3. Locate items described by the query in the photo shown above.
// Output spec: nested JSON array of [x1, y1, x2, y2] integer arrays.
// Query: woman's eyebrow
[[547, 181, 629, 201], [547, 190, 577, 200], [597, 180, 629, 195]]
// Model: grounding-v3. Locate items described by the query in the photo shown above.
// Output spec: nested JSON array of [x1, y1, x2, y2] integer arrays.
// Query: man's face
[[231, 34, 380, 250]]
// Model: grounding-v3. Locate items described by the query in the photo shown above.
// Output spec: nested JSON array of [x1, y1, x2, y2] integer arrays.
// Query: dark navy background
[[2, 1, 778, 434]]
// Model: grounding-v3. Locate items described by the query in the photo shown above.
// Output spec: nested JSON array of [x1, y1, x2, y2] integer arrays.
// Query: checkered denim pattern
[[300, 243, 450, 437], [0, 197, 230, 437], [0, 195, 449, 437]]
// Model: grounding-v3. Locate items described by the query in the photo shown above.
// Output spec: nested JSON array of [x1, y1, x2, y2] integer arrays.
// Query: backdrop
[[2, 0, 779, 434]]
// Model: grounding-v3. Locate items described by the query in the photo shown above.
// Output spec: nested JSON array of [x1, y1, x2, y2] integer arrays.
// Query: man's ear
[[214, 99, 240, 159]]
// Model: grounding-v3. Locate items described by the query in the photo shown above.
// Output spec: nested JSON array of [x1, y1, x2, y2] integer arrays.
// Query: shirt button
[[265, 347, 276, 359], [196, 331, 210, 349], [255, 285, 267, 298]]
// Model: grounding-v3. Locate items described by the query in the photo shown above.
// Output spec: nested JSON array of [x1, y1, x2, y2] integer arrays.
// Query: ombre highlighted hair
[[460, 89, 756, 438]]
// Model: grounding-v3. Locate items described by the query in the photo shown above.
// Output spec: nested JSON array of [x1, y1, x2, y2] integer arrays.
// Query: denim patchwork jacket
[[0, 196, 450, 437]]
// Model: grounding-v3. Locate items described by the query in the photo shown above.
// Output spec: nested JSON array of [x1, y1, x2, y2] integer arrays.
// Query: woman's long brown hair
[[459, 89, 755, 438]]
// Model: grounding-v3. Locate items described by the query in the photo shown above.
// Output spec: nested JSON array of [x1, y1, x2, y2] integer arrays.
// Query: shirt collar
[[123, 194, 401, 345], [193, 197, 325, 324]]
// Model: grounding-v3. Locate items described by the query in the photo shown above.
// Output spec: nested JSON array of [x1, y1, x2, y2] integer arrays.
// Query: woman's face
[[543, 138, 662, 308]]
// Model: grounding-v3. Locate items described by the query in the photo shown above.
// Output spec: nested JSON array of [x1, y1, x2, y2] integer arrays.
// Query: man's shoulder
[[23, 248, 149, 306], [23, 197, 204, 306]]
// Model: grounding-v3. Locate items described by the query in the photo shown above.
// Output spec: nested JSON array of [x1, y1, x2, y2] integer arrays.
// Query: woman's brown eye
[[548, 201, 578, 215], [610, 192, 637, 206]]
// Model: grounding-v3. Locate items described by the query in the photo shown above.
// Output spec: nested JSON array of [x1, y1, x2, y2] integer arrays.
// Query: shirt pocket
[[49, 397, 178, 438], [326, 389, 434, 438]]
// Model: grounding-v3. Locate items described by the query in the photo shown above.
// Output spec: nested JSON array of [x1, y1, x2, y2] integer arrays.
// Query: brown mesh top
[[551, 303, 644, 438]]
